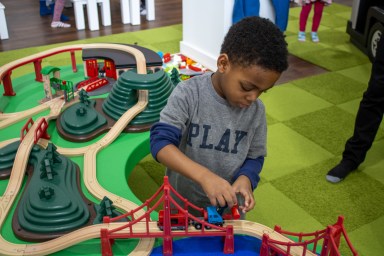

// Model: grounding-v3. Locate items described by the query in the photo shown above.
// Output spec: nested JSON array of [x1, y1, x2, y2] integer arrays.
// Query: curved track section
[[0, 43, 142, 83], [229, 220, 317, 256], [0, 97, 62, 129]]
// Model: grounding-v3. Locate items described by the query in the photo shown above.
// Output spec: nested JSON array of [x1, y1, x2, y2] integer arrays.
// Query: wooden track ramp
[[0, 97, 62, 128], [0, 43, 143, 83]]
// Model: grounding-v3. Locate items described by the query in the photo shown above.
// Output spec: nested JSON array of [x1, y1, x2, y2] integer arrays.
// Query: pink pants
[[299, 1, 325, 32], [52, 0, 65, 22]]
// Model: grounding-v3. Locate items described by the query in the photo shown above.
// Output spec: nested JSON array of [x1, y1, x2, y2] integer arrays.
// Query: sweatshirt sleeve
[[150, 122, 182, 161], [232, 156, 264, 190]]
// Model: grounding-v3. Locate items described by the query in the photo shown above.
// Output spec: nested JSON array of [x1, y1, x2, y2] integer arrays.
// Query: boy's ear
[[217, 54, 230, 73]]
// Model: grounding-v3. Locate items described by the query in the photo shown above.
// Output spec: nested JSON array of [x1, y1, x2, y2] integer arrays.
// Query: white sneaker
[[140, 3, 147, 15], [311, 32, 320, 43], [298, 31, 306, 42], [51, 21, 71, 28]]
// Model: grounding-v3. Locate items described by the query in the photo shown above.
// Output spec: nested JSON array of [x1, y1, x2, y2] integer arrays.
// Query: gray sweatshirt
[[159, 72, 267, 211]]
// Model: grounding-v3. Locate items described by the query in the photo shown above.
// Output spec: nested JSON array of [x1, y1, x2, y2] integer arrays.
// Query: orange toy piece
[[163, 53, 171, 63], [231, 206, 241, 220], [186, 57, 194, 65]]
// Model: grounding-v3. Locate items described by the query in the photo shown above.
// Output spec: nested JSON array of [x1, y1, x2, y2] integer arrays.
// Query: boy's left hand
[[232, 175, 255, 213]]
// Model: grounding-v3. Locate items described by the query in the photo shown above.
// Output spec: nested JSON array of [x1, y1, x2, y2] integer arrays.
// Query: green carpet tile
[[292, 72, 368, 104], [1, 3, 384, 256], [260, 83, 332, 121]]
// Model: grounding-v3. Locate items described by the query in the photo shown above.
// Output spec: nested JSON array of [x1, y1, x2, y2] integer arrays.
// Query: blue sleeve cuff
[[232, 156, 264, 190], [150, 122, 182, 161]]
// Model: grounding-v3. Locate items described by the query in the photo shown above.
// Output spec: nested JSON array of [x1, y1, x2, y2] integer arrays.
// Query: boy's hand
[[232, 175, 255, 213], [200, 171, 238, 208], [155, 144, 238, 208]]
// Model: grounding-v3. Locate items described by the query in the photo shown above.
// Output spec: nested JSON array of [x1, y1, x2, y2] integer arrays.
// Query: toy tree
[[76, 106, 87, 116], [79, 89, 91, 106], [40, 158, 58, 180], [45, 143, 62, 164], [40, 143, 60, 180], [170, 67, 181, 86], [39, 186, 55, 200], [96, 196, 116, 222]]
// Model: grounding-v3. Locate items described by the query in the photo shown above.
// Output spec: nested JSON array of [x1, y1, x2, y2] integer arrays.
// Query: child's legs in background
[[271, 0, 290, 32], [311, 1, 325, 32], [299, 3, 313, 32], [52, 0, 65, 22]]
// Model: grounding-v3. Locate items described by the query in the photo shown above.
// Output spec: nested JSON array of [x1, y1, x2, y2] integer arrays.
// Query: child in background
[[51, 0, 71, 28], [232, 0, 260, 24], [296, 0, 332, 42], [271, 0, 291, 33], [40, 0, 69, 22], [150, 16, 288, 216]]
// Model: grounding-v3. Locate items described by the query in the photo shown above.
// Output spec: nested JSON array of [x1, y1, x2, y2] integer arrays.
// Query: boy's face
[[213, 54, 281, 108]]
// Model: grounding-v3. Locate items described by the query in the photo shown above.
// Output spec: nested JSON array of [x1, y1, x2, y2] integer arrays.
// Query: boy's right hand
[[200, 172, 238, 208], [155, 144, 237, 208]]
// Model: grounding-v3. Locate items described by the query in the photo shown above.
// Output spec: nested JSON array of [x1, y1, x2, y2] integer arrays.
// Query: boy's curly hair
[[220, 16, 288, 73]]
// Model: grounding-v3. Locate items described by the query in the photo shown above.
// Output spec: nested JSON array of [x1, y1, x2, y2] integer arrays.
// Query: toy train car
[[157, 208, 189, 230], [157, 205, 240, 231]]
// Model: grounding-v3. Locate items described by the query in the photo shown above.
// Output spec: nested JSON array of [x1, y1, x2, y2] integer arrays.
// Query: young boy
[[150, 16, 288, 216]]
